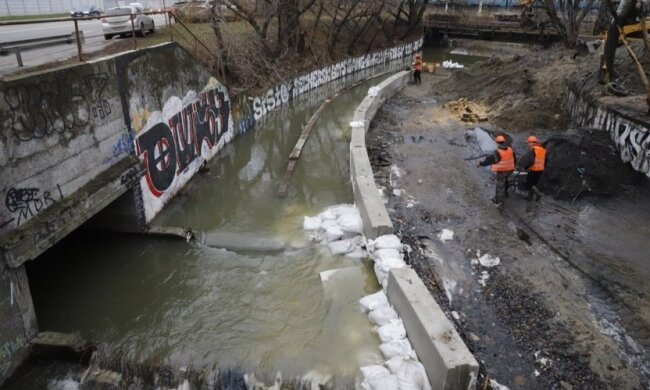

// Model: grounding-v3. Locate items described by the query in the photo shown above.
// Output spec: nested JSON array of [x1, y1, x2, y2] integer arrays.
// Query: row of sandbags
[[303, 205, 431, 390]]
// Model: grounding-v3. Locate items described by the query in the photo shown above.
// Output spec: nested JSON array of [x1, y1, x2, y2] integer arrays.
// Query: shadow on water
[[14, 71, 403, 389]]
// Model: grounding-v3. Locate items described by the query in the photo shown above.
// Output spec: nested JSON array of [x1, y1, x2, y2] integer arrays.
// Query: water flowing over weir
[[16, 73, 403, 388]]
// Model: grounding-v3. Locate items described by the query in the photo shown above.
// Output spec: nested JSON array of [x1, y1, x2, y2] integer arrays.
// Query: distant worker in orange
[[412, 54, 423, 84], [478, 135, 516, 210], [517, 135, 546, 201]]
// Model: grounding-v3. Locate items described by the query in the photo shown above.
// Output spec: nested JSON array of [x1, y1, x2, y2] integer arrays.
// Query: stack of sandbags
[[367, 235, 407, 288], [359, 290, 431, 390], [302, 204, 366, 258]]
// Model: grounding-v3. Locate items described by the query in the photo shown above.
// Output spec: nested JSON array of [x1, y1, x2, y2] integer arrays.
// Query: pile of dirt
[[540, 128, 645, 199], [432, 46, 579, 132], [445, 98, 488, 123]]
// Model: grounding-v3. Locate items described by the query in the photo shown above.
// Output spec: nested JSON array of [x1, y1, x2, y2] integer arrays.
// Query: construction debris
[[444, 98, 489, 123]]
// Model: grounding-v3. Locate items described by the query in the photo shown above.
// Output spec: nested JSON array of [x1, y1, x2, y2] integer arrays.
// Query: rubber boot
[[532, 186, 542, 201]]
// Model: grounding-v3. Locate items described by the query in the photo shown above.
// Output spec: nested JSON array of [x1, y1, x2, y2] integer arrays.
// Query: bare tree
[[541, 0, 596, 48], [388, 0, 430, 41], [214, 0, 317, 56]]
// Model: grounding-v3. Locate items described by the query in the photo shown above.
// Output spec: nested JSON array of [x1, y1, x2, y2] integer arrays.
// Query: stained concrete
[[387, 268, 479, 390]]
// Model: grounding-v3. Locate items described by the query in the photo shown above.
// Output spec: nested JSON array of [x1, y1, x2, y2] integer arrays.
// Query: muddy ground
[[366, 71, 650, 389]]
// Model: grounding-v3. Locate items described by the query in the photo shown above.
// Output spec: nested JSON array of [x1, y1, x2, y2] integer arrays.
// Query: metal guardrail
[[0, 10, 178, 68], [0, 10, 221, 72], [0, 32, 84, 67]]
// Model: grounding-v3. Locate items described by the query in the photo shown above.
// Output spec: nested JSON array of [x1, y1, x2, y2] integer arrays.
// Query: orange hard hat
[[495, 135, 506, 143], [527, 135, 538, 143]]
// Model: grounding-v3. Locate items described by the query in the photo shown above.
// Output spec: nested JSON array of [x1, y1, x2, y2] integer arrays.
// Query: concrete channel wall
[[349, 71, 479, 389], [566, 84, 650, 178]]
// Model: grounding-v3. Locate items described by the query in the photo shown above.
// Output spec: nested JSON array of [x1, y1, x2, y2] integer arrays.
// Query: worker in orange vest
[[517, 135, 546, 201], [412, 54, 423, 84], [478, 135, 516, 209]]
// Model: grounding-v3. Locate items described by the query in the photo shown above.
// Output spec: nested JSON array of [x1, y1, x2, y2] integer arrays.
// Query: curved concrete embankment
[[349, 71, 479, 389]]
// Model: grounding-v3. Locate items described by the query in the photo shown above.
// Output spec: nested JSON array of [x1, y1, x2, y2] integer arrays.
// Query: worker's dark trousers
[[495, 171, 511, 205], [525, 170, 543, 199], [413, 70, 421, 84]]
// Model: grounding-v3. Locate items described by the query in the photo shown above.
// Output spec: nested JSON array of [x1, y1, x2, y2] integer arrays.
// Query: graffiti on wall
[[3, 73, 112, 142], [252, 38, 423, 121], [2, 185, 64, 229], [133, 38, 422, 222], [134, 82, 232, 221], [568, 88, 650, 177]]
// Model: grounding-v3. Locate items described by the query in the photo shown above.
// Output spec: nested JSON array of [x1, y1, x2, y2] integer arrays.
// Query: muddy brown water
[[9, 73, 404, 389]]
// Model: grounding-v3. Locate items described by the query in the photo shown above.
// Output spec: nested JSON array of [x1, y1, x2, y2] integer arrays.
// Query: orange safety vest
[[530, 145, 546, 171], [491, 147, 515, 172], [415, 59, 423, 72]]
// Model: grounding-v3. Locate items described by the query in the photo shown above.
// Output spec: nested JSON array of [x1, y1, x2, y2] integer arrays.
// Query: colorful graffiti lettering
[[135, 87, 231, 198]]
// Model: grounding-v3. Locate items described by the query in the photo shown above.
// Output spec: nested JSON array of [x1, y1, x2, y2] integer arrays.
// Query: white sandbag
[[303, 216, 321, 230], [378, 319, 406, 343], [319, 208, 337, 221], [325, 225, 344, 242], [379, 339, 415, 360], [385, 356, 407, 375], [373, 263, 389, 288], [359, 291, 388, 312], [321, 219, 338, 230], [376, 256, 407, 273], [362, 374, 399, 390], [345, 247, 367, 259], [327, 238, 355, 255], [368, 86, 380, 97], [386, 357, 431, 390], [337, 213, 363, 234], [368, 304, 398, 326], [373, 249, 403, 264], [328, 204, 358, 218], [360, 365, 390, 382], [372, 235, 403, 252]]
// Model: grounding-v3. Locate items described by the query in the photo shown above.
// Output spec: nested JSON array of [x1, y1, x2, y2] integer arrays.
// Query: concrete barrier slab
[[350, 147, 374, 179], [353, 175, 393, 239], [350, 124, 366, 148], [387, 268, 479, 390]]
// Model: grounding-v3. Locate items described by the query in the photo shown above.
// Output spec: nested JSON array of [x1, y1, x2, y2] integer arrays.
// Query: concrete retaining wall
[[566, 85, 650, 177], [348, 69, 479, 389], [387, 269, 478, 389], [349, 71, 410, 239]]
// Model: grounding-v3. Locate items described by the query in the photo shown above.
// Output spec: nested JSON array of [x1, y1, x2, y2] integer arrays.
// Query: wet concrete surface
[[367, 72, 650, 389]]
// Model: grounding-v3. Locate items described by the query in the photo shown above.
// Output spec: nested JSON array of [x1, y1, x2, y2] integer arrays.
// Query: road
[[0, 15, 169, 76]]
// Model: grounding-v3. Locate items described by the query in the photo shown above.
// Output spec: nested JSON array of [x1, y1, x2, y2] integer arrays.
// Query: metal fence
[[1, 0, 167, 16]]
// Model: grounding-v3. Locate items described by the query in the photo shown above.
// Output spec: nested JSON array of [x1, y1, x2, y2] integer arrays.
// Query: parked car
[[102, 5, 155, 40], [176, 1, 211, 22], [70, 5, 101, 18], [167, 1, 188, 13]]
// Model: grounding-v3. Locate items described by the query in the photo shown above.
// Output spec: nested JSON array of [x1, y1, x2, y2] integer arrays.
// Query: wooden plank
[[277, 160, 297, 197], [277, 68, 398, 197], [289, 100, 331, 160]]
